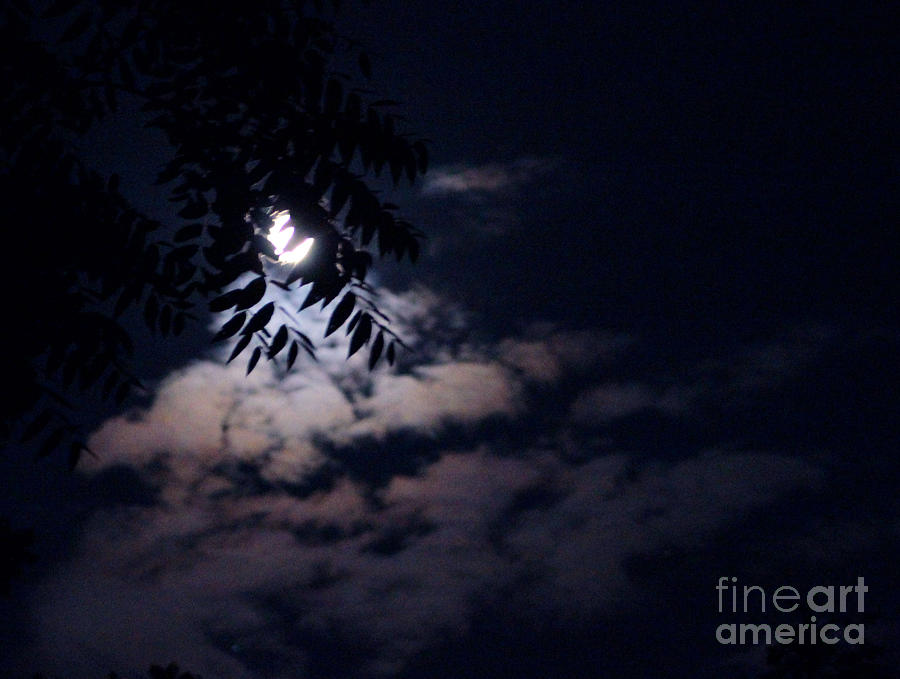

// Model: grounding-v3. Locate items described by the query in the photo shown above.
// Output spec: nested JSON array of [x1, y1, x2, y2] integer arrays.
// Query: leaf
[[133, 44, 150, 74], [37, 427, 66, 459], [178, 199, 207, 219], [325, 292, 355, 337], [58, 9, 91, 42], [390, 154, 403, 186], [234, 277, 266, 311], [358, 51, 372, 79], [324, 78, 343, 114], [300, 285, 324, 311], [404, 143, 418, 183], [348, 313, 372, 358], [345, 92, 362, 120], [173, 312, 186, 336], [144, 295, 158, 331], [101, 372, 118, 400], [61, 355, 79, 387], [120, 16, 141, 46], [242, 301, 275, 335], [346, 310, 362, 335], [209, 289, 242, 312], [43, 0, 80, 18], [68, 441, 83, 471], [21, 409, 52, 443], [170, 244, 198, 260], [368, 330, 384, 370], [114, 381, 131, 405], [78, 356, 105, 390], [113, 282, 139, 317], [118, 56, 135, 90], [386, 341, 396, 365], [286, 341, 299, 370], [227, 334, 252, 364], [159, 305, 172, 335], [174, 223, 203, 242], [212, 312, 246, 342], [246, 347, 262, 375], [10, 0, 33, 17], [269, 325, 288, 358], [413, 140, 429, 174]]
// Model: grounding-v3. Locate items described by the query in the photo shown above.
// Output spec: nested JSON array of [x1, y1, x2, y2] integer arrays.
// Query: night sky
[[2, 2, 898, 677]]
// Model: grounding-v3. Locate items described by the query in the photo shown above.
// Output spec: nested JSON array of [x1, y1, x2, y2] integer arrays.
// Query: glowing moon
[[268, 212, 314, 263]]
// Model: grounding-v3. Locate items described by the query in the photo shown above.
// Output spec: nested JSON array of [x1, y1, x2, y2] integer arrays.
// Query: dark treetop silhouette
[[1, 0, 428, 468]]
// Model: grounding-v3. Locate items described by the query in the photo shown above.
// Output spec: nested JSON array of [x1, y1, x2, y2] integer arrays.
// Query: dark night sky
[[2, 2, 898, 677]]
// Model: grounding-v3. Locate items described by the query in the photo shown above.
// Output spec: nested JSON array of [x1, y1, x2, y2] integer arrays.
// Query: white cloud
[[422, 157, 555, 196], [23, 445, 822, 678], [14, 288, 832, 678]]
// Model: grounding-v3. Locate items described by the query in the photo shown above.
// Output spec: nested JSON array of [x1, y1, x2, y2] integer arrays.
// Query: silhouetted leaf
[[114, 381, 130, 405], [61, 355, 78, 387], [386, 341, 395, 365], [269, 324, 288, 358], [36, 427, 65, 459], [174, 223, 203, 242], [300, 285, 325, 311], [144, 294, 158, 331], [346, 310, 362, 335], [408, 236, 420, 262], [43, 0, 80, 18], [113, 283, 139, 317], [358, 51, 372, 79], [246, 346, 262, 375], [390, 153, 403, 185], [235, 277, 266, 311], [117, 56, 135, 90], [286, 340, 299, 370], [227, 333, 252, 364], [101, 372, 119, 400], [170, 244, 198, 260], [209, 288, 242, 312], [78, 356, 105, 390], [413, 140, 429, 174], [348, 313, 371, 357], [67, 441, 83, 470], [212, 311, 246, 342], [242, 301, 274, 334], [325, 291, 355, 337], [178, 199, 207, 219], [58, 9, 91, 42], [324, 77, 343, 114], [368, 330, 384, 369], [159, 304, 172, 335], [21, 409, 52, 443]]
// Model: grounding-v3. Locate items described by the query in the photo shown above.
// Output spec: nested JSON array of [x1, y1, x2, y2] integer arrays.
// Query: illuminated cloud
[[422, 157, 555, 196], [13, 288, 830, 678]]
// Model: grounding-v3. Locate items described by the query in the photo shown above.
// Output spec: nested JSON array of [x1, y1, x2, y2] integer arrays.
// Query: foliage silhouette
[[0, 0, 428, 466]]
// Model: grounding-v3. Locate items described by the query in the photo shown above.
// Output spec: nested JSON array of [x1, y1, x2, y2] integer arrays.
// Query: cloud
[[496, 327, 633, 385], [22, 447, 821, 678], [14, 288, 834, 678], [422, 157, 555, 196]]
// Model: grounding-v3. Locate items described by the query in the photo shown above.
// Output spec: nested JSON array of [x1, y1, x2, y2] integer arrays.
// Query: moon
[[268, 212, 314, 263]]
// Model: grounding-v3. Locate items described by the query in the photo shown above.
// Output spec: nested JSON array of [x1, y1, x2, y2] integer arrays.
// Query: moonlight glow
[[268, 212, 314, 263]]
